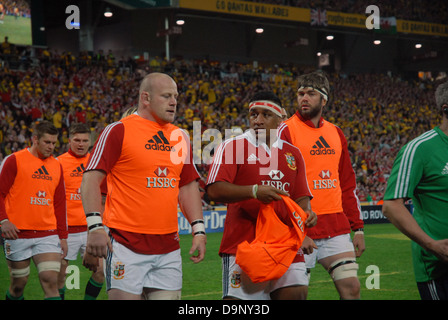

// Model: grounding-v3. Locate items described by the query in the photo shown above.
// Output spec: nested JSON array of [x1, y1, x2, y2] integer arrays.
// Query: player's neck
[[440, 118, 448, 136]]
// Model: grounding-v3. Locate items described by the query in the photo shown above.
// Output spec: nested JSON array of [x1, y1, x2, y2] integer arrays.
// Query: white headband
[[298, 86, 328, 101]]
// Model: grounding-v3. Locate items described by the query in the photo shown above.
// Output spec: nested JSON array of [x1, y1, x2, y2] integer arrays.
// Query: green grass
[[0, 15, 32, 46], [0, 224, 421, 300]]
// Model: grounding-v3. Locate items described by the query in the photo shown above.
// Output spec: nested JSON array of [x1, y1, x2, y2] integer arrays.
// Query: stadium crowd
[[0, 47, 444, 204]]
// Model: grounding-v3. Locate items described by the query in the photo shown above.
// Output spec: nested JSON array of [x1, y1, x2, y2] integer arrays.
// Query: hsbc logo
[[261, 169, 290, 192], [70, 188, 82, 201], [36, 191, 46, 197], [268, 170, 284, 180], [154, 166, 169, 177], [313, 169, 337, 190], [147, 166, 176, 188], [30, 190, 51, 206], [319, 170, 332, 179]]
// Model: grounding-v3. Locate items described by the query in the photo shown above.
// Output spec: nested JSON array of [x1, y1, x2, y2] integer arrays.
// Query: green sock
[[84, 277, 103, 300], [59, 286, 66, 300], [6, 290, 24, 300], [44, 296, 62, 300]]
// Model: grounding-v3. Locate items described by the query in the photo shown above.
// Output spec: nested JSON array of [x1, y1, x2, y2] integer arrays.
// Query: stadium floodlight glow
[[373, 39, 381, 45], [255, 27, 264, 34], [104, 7, 113, 17], [326, 35, 334, 40], [415, 43, 422, 49], [317, 52, 322, 56], [176, 19, 185, 25]]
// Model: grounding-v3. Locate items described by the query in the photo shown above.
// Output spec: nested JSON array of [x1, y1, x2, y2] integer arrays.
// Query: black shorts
[[417, 274, 448, 300]]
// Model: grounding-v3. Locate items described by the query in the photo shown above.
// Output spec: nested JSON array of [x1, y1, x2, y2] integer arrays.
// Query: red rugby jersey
[[207, 131, 312, 258]]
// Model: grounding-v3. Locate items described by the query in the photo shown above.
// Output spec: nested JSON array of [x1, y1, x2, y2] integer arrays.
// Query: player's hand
[[0, 220, 20, 240], [428, 239, 448, 263], [87, 228, 112, 258], [353, 232, 365, 257], [60, 239, 68, 259], [256, 185, 289, 204], [189, 234, 206, 263], [301, 236, 317, 254], [305, 210, 317, 228], [83, 252, 100, 272]]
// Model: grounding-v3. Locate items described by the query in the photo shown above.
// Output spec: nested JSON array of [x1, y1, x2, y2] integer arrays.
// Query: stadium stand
[[0, 47, 444, 204]]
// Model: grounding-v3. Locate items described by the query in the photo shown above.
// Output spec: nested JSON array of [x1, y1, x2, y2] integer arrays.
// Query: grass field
[[0, 14, 32, 46], [0, 223, 421, 300]]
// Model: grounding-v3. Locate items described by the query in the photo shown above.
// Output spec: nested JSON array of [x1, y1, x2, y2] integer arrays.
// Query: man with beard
[[278, 71, 365, 299]]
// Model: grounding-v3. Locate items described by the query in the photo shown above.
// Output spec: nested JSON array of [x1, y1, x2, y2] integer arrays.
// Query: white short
[[222, 254, 308, 300], [305, 233, 355, 269], [65, 231, 87, 261], [3, 235, 61, 261], [104, 238, 182, 295]]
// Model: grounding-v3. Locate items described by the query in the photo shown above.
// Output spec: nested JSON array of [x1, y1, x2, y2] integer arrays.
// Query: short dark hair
[[297, 71, 330, 97], [33, 121, 58, 139], [69, 123, 91, 137], [250, 91, 282, 107]]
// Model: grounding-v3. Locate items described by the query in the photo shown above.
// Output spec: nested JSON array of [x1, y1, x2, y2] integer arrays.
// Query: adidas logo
[[32, 165, 53, 181], [310, 136, 335, 156], [247, 153, 259, 162], [70, 164, 85, 177], [442, 162, 448, 175], [145, 131, 174, 152]]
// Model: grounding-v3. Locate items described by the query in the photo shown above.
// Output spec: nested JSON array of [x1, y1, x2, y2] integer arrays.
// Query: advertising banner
[[178, 204, 413, 234]]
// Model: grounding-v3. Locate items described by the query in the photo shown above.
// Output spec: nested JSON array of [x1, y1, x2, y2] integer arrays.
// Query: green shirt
[[384, 127, 448, 282]]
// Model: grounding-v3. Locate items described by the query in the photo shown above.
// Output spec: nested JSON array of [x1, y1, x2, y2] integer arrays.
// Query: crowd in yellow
[[0, 49, 444, 203]]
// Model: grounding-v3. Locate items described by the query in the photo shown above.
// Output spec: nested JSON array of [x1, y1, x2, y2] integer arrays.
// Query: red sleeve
[[0, 154, 17, 221], [179, 146, 200, 187], [177, 129, 199, 187], [278, 122, 292, 144], [336, 126, 363, 230], [54, 164, 68, 239], [289, 146, 313, 201], [86, 122, 124, 173], [206, 139, 238, 186]]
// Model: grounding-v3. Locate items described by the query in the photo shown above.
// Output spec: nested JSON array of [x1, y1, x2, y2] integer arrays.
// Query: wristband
[[191, 219, 206, 236], [1, 219, 9, 224], [252, 184, 258, 199], [354, 228, 364, 235], [86, 212, 103, 232]]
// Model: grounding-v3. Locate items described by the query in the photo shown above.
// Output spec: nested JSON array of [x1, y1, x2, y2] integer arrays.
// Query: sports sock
[[84, 277, 103, 300], [6, 290, 24, 300], [59, 286, 66, 300]]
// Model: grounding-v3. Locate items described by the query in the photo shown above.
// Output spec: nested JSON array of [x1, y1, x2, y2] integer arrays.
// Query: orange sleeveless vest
[[284, 117, 343, 215], [235, 195, 307, 283], [5, 149, 62, 230], [103, 115, 188, 234], [58, 152, 89, 226]]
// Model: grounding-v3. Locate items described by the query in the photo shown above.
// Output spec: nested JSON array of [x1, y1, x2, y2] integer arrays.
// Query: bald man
[[81, 73, 206, 300]]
